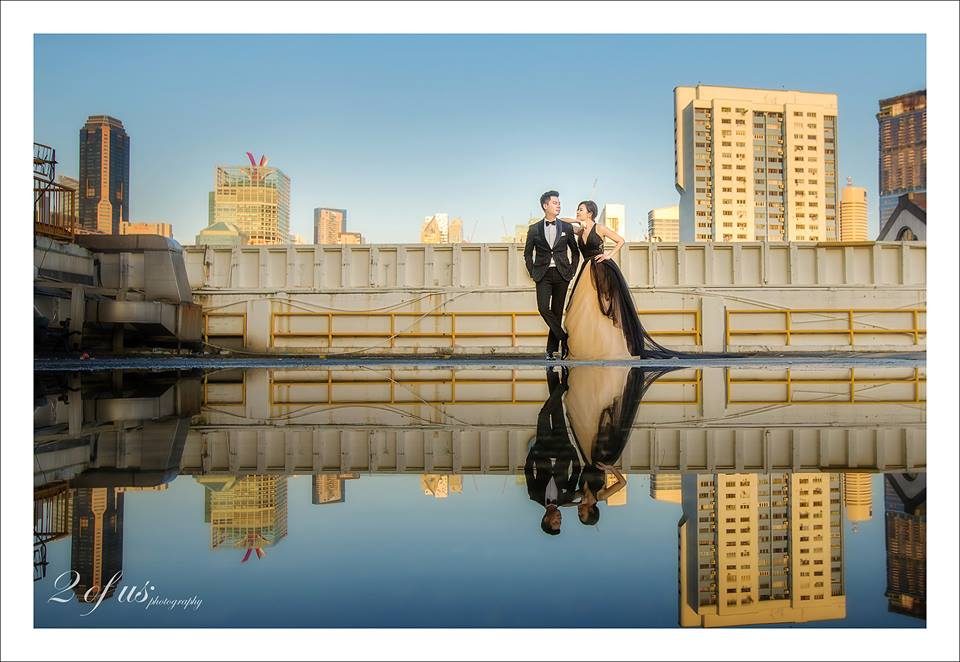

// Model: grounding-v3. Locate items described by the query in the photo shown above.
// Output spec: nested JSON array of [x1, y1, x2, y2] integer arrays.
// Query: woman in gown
[[564, 365, 673, 526], [561, 201, 673, 360]]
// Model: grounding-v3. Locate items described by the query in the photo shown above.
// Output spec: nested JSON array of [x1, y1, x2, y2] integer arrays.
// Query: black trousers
[[535, 267, 570, 353]]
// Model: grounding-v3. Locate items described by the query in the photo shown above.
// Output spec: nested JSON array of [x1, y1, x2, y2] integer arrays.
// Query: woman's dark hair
[[579, 200, 599, 221], [540, 190, 560, 210], [541, 513, 561, 536], [579, 505, 600, 526]]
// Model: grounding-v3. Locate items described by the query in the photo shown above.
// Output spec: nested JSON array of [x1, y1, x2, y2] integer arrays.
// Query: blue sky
[[33, 34, 925, 244]]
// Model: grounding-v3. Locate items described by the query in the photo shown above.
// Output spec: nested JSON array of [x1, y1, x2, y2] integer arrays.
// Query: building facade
[[71, 487, 124, 600], [79, 115, 130, 235], [678, 472, 844, 627], [839, 178, 868, 242], [599, 203, 625, 238], [877, 90, 926, 230], [648, 205, 680, 242], [314, 207, 347, 244], [209, 155, 289, 245], [421, 213, 463, 244], [120, 221, 173, 238], [195, 221, 248, 247], [675, 85, 839, 243], [884, 473, 926, 619]]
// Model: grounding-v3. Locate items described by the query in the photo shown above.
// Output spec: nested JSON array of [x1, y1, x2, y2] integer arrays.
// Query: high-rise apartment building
[[599, 203, 625, 238], [314, 207, 347, 244], [675, 85, 839, 242], [678, 472, 845, 627], [840, 178, 868, 241], [209, 153, 289, 245], [312, 473, 360, 505], [648, 205, 680, 242], [79, 115, 130, 234], [877, 90, 926, 230], [71, 487, 124, 600]]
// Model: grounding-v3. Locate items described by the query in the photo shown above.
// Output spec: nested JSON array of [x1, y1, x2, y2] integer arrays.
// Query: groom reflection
[[524, 366, 581, 536]]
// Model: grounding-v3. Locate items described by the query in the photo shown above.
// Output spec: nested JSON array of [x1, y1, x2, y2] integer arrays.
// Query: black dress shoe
[[545, 351, 556, 360]]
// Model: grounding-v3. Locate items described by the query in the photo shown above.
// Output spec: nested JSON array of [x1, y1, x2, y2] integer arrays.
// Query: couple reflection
[[525, 365, 669, 535]]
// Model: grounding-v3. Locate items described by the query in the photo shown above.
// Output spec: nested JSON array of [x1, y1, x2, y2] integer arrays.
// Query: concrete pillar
[[700, 296, 726, 353], [68, 286, 85, 350]]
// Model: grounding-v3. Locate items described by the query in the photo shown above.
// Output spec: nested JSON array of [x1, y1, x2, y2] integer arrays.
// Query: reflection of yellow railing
[[203, 373, 246, 406], [269, 309, 701, 348], [204, 312, 247, 346], [726, 368, 925, 405], [725, 308, 926, 346], [268, 370, 702, 406]]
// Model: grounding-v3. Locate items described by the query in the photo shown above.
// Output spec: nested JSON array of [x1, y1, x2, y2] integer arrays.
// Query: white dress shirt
[[544, 218, 558, 267]]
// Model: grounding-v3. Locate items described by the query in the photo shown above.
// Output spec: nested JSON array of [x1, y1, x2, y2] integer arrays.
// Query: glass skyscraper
[[210, 155, 290, 245], [78, 115, 130, 234], [877, 90, 926, 230]]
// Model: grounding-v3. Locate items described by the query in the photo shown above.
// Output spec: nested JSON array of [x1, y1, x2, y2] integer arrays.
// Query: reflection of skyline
[[884, 473, 926, 619], [71, 487, 124, 600], [678, 472, 845, 627], [421, 474, 463, 499], [312, 472, 359, 505], [198, 475, 289, 556]]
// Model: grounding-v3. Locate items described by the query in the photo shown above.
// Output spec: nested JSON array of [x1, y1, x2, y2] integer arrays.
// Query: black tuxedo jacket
[[523, 219, 581, 282], [524, 371, 581, 507]]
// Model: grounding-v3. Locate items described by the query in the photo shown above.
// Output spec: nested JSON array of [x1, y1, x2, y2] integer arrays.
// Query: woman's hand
[[593, 253, 609, 262]]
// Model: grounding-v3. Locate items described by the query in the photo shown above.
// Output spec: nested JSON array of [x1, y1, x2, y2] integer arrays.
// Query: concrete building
[[675, 85, 839, 242], [678, 472, 845, 627], [120, 221, 173, 238], [877, 193, 926, 241], [195, 221, 248, 247], [314, 207, 347, 245], [842, 473, 873, 525], [599, 203, 626, 238], [208, 154, 289, 245], [877, 90, 926, 229], [421, 213, 463, 244], [311, 473, 359, 504], [839, 178, 868, 242], [648, 205, 680, 242], [449, 217, 464, 243], [79, 115, 130, 235]]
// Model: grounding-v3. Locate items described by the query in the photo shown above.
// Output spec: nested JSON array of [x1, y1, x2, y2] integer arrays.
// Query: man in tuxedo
[[524, 190, 581, 360], [524, 367, 581, 536]]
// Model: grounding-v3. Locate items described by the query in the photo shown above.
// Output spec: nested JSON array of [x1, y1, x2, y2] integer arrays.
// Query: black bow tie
[[545, 221, 556, 226]]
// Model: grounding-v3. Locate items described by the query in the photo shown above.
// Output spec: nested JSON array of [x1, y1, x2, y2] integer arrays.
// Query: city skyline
[[33, 34, 925, 244]]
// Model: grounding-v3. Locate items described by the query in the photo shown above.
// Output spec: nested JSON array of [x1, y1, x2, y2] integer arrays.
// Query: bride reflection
[[564, 366, 671, 527]]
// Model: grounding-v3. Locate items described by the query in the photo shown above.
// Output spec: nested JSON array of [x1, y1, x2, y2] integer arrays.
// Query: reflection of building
[[599, 203, 625, 238], [117, 484, 169, 493], [884, 473, 925, 619], [877, 193, 926, 241], [678, 472, 845, 627], [79, 115, 130, 234], [71, 487, 124, 600], [842, 473, 873, 525], [648, 205, 680, 242], [605, 472, 628, 506], [421, 474, 463, 498], [650, 473, 682, 504], [877, 90, 926, 230], [839, 178, 868, 242], [196, 221, 248, 247], [675, 85, 839, 242], [199, 475, 288, 554], [209, 154, 290, 245], [120, 221, 173, 238], [312, 472, 360, 505]]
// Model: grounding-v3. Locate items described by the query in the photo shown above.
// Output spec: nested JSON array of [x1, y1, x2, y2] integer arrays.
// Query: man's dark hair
[[540, 190, 560, 211], [541, 512, 560, 536]]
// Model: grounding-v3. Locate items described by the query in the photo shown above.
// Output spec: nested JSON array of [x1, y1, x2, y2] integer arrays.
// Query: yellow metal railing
[[725, 308, 926, 347], [203, 312, 247, 346], [268, 369, 702, 406], [726, 368, 925, 405], [268, 309, 701, 349]]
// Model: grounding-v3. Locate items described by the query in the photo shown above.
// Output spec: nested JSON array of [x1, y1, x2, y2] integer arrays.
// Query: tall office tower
[[200, 475, 288, 554], [71, 488, 124, 600], [599, 203, 625, 237], [884, 473, 926, 619], [842, 473, 873, 525], [78, 115, 130, 234], [648, 205, 680, 242], [420, 213, 458, 244], [678, 472, 845, 627], [210, 153, 290, 245], [675, 85, 839, 242], [839, 178, 869, 241], [877, 90, 926, 229], [650, 473, 682, 504], [314, 207, 347, 244]]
